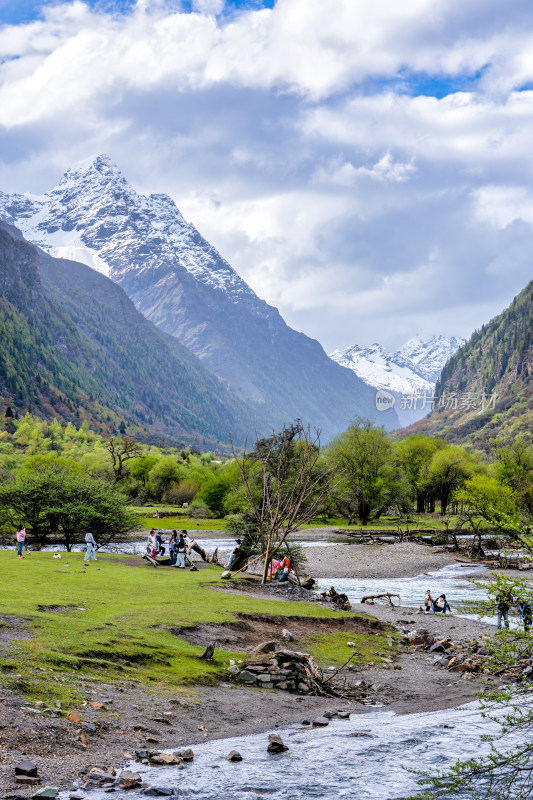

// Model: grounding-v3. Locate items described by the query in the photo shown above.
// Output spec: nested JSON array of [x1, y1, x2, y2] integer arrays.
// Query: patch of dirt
[[0, 615, 32, 652], [170, 612, 385, 651], [37, 605, 81, 613]]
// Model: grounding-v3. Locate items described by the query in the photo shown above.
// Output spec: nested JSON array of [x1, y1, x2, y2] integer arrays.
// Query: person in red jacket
[[277, 555, 292, 582]]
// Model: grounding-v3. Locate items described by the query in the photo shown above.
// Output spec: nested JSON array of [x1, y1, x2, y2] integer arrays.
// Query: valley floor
[[0, 542, 514, 798]]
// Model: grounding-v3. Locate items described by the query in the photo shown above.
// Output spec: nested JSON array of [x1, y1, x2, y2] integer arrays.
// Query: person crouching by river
[[433, 593, 451, 614], [422, 589, 434, 613], [84, 528, 98, 563], [16, 525, 26, 558], [226, 539, 242, 569]]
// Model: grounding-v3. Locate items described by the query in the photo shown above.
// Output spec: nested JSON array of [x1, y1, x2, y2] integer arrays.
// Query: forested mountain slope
[[401, 280, 533, 448], [0, 221, 256, 447]]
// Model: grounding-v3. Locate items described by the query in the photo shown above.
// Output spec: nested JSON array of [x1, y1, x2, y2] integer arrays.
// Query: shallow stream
[[58, 701, 505, 800], [317, 563, 489, 613]]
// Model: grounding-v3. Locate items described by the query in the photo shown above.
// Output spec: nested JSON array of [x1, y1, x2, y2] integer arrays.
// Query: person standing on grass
[[169, 530, 178, 565], [147, 529, 157, 558], [174, 533, 187, 568], [15, 525, 26, 558], [84, 528, 98, 563]]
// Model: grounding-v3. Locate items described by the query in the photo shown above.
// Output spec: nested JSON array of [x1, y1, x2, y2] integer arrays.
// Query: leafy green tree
[[148, 455, 184, 499], [0, 466, 135, 550], [327, 419, 401, 525], [419, 444, 474, 515], [196, 477, 231, 517], [395, 434, 446, 512], [455, 474, 519, 531]]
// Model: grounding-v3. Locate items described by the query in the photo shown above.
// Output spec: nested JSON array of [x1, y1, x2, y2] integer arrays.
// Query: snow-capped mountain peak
[[0, 154, 261, 307], [330, 334, 466, 426], [396, 335, 466, 381]]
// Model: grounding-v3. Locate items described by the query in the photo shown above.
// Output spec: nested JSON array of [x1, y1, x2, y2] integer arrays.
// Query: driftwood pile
[[320, 586, 352, 611]]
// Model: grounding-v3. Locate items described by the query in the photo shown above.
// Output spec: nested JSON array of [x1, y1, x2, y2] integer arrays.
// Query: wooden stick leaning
[[227, 551, 268, 578]]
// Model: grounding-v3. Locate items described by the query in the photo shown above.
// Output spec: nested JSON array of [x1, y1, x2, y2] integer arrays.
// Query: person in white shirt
[[84, 529, 98, 563]]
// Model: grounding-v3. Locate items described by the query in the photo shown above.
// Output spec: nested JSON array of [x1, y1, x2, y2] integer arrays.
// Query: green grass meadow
[[0, 551, 389, 711]]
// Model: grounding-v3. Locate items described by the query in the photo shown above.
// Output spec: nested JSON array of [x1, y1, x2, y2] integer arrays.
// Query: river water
[[59, 701, 507, 800], [316, 563, 489, 612]]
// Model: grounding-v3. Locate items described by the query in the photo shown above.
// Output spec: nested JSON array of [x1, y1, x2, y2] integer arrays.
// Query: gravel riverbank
[[303, 540, 461, 579]]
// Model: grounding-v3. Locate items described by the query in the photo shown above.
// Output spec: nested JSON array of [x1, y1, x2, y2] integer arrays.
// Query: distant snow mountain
[[330, 335, 465, 426], [0, 154, 392, 439]]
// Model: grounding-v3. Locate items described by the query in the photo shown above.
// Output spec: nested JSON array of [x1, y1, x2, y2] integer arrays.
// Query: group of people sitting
[[147, 529, 206, 568], [423, 589, 451, 614], [496, 591, 532, 633]]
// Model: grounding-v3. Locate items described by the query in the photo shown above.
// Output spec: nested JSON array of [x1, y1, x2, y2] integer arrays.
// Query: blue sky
[[0, 0, 532, 351], [0, 0, 275, 26]]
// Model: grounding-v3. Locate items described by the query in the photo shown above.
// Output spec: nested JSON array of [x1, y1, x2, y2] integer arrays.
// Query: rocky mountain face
[[0, 155, 394, 439], [401, 282, 533, 449], [0, 220, 257, 447], [330, 335, 465, 427]]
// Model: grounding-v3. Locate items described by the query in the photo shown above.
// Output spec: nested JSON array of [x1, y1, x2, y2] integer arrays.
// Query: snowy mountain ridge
[[330, 335, 466, 426], [0, 154, 264, 313]]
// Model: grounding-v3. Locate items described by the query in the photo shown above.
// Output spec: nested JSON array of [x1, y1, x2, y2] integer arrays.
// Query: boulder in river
[[312, 717, 330, 727], [267, 734, 288, 753], [226, 750, 243, 761]]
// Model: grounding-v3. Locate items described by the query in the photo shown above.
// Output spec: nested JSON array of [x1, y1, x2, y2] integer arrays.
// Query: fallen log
[[361, 592, 401, 606], [142, 552, 159, 568]]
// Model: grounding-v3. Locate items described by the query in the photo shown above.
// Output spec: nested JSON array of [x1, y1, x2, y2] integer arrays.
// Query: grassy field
[[0, 552, 391, 712], [134, 509, 464, 533], [138, 515, 230, 531]]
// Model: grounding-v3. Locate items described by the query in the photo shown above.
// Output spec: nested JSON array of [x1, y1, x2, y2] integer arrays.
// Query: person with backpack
[[174, 533, 187, 568], [84, 528, 98, 563], [433, 593, 450, 614], [518, 599, 532, 634], [15, 525, 26, 558], [496, 591, 512, 630]]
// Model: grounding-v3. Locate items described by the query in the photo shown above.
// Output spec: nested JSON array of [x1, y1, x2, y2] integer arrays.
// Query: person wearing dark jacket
[[496, 592, 512, 629]]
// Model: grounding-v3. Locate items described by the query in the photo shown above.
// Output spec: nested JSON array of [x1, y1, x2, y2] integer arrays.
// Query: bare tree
[[108, 437, 143, 484], [231, 421, 335, 582]]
